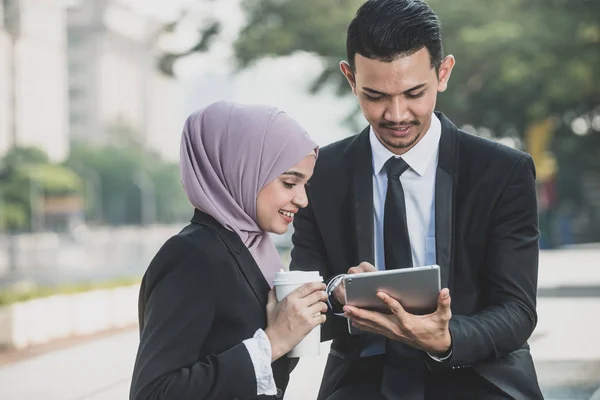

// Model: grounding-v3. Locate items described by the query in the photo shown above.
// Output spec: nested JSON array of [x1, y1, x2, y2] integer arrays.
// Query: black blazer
[[130, 210, 293, 400], [290, 113, 543, 399]]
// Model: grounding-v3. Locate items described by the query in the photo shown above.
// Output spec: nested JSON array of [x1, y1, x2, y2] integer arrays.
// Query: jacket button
[[275, 388, 283, 398]]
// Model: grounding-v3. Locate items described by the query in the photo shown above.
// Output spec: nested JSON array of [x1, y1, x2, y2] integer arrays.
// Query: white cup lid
[[273, 270, 323, 286]]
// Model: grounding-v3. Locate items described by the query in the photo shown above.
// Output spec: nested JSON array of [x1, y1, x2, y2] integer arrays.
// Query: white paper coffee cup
[[273, 270, 323, 357]]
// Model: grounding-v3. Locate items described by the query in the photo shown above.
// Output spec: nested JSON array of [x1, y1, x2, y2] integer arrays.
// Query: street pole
[[0, 191, 4, 230], [132, 170, 156, 262], [8, 22, 17, 149], [2, 0, 20, 274], [28, 172, 43, 232], [71, 161, 103, 224], [0, 188, 18, 273], [3, 0, 20, 150], [85, 168, 103, 224], [133, 170, 156, 226]]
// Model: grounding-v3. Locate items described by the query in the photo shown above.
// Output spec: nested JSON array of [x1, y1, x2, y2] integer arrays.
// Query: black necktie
[[383, 157, 413, 270], [382, 157, 424, 399]]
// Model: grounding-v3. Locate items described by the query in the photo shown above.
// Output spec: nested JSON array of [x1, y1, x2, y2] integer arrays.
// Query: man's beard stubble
[[378, 120, 423, 149]]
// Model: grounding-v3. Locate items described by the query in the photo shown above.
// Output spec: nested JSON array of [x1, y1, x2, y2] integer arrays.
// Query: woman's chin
[[271, 224, 289, 235]]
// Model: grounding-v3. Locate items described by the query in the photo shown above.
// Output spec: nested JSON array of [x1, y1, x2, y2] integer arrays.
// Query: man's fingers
[[267, 288, 277, 306], [436, 288, 452, 321], [344, 305, 389, 327], [358, 261, 377, 272], [347, 266, 362, 275], [346, 308, 396, 338], [333, 281, 347, 305], [344, 306, 382, 322], [347, 261, 377, 274], [377, 292, 406, 317]]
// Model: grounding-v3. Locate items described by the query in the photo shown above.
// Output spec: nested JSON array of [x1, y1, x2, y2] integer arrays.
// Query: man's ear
[[437, 55, 455, 93], [340, 61, 357, 96]]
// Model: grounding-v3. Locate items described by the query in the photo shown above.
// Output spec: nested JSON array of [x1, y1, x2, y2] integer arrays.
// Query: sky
[[125, 0, 193, 22]]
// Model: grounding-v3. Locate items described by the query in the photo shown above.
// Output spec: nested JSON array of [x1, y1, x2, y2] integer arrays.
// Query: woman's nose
[[293, 192, 308, 208]]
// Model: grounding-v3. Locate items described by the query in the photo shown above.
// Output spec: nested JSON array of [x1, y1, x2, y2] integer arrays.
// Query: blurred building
[[0, 0, 70, 162], [66, 0, 181, 161]]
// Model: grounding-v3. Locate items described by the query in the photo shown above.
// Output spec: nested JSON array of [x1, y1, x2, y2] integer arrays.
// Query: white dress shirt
[[370, 114, 441, 272], [361, 113, 443, 359]]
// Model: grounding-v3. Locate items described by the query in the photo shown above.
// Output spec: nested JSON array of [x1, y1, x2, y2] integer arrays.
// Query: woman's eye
[[283, 182, 295, 189]]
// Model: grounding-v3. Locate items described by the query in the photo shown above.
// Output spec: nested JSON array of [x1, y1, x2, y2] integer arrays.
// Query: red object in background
[[539, 177, 557, 211]]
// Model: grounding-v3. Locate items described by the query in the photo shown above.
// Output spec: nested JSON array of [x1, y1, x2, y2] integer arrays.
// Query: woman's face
[[256, 154, 316, 234]]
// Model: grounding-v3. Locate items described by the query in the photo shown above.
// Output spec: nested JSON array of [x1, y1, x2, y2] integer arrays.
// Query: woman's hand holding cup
[[265, 280, 327, 361]]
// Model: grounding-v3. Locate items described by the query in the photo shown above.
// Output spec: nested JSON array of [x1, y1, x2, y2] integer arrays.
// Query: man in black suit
[[290, 1, 543, 399]]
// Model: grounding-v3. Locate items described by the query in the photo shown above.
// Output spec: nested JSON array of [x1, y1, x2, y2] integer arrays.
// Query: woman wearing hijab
[[129, 101, 326, 400]]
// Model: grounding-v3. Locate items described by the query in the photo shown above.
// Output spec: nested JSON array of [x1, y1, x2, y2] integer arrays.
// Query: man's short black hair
[[346, 0, 443, 72]]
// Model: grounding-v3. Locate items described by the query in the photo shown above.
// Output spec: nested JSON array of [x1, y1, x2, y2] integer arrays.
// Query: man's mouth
[[385, 125, 415, 137], [386, 124, 415, 131]]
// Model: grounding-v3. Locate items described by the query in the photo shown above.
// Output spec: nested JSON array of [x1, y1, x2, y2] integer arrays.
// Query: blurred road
[[1, 247, 599, 399]]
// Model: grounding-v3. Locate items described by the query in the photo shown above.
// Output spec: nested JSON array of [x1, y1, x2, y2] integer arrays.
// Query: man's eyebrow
[[363, 83, 427, 96], [281, 171, 306, 179], [362, 87, 388, 96]]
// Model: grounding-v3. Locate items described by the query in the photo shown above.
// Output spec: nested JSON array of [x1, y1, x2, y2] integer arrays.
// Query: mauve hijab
[[180, 101, 318, 287]]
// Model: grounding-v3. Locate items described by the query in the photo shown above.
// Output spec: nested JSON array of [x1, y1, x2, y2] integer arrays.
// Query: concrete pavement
[[0, 248, 599, 399], [0, 330, 136, 400], [1, 317, 598, 400]]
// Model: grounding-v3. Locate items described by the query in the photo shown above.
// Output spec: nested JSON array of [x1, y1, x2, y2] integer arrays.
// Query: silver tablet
[[343, 265, 441, 335]]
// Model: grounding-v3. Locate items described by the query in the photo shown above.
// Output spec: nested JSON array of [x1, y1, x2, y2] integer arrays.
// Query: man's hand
[[343, 288, 452, 354], [333, 262, 378, 305]]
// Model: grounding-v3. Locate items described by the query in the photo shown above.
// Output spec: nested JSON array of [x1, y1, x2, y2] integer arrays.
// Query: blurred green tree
[[0, 147, 83, 231], [65, 129, 190, 226], [160, 0, 599, 136], [158, 0, 600, 243], [233, 0, 599, 136]]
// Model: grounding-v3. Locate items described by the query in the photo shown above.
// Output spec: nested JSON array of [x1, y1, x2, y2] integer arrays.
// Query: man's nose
[[384, 97, 410, 123]]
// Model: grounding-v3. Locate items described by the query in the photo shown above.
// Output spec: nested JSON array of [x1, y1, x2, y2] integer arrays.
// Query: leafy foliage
[[1, 133, 191, 230], [65, 139, 190, 226], [158, 0, 600, 243], [230, 0, 600, 136], [0, 147, 83, 231]]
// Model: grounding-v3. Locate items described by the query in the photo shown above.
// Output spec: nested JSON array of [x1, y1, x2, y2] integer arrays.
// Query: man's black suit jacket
[[130, 210, 293, 400], [290, 113, 543, 399]]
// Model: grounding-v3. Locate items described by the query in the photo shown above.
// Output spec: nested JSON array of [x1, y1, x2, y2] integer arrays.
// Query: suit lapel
[[351, 127, 375, 265], [434, 112, 458, 290], [191, 210, 269, 309], [233, 246, 270, 309]]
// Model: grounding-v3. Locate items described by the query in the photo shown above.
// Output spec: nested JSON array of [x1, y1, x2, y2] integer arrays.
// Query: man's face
[[341, 48, 455, 155]]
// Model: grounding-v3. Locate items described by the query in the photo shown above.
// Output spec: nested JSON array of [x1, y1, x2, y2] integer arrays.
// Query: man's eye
[[406, 91, 425, 99], [364, 93, 382, 101]]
